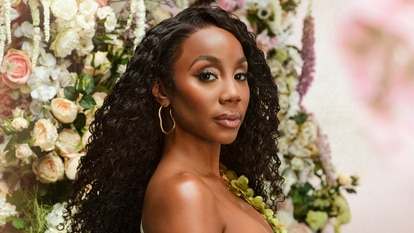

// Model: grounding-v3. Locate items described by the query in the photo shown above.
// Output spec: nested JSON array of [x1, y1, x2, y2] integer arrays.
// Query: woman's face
[[169, 26, 250, 145]]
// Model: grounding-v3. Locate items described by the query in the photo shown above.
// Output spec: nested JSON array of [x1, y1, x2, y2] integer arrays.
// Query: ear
[[152, 81, 170, 106]]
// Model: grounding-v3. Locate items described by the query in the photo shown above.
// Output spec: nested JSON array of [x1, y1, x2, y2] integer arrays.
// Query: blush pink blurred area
[[337, 0, 414, 158]]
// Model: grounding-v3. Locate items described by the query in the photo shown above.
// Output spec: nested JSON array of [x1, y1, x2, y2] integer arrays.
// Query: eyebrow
[[189, 55, 247, 70]]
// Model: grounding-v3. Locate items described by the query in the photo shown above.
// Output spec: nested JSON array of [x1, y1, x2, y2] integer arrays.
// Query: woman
[[66, 6, 283, 233]]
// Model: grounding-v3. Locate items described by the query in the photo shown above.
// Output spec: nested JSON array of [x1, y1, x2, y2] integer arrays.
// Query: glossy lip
[[214, 112, 242, 128]]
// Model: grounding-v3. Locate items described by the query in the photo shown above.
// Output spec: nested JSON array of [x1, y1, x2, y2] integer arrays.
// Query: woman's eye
[[235, 73, 248, 81], [195, 71, 218, 82]]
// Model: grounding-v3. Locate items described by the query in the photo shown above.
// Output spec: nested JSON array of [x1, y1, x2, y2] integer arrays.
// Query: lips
[[214, 112, 242, 128]]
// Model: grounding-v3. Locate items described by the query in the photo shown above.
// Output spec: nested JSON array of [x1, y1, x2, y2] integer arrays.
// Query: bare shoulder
[[142, 171, 223, 233]]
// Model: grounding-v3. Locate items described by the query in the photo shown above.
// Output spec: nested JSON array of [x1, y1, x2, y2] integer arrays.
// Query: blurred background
[[301, 0, 414, 232]]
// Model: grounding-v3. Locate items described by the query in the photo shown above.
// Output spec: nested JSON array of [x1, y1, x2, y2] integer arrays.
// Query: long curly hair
[[66, 6, 283, 233]]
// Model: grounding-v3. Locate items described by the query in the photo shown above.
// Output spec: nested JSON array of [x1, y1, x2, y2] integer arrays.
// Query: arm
[[142, 172, 224, 233]]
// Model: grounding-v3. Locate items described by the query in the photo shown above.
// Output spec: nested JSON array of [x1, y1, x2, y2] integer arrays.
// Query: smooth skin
[[143, 26, 273, 233]]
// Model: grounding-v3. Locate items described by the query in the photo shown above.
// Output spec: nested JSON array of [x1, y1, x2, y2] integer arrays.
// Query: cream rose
[[50, 98, 78, 124], [64, 152, 85, 180], [81, 129, 92, 150], [32, 152, 65, 183], [32, 119, 58, 151], [50, 29, 80, 57], [11, 117, 29, 132], [55, 129, 81, 155], [50, 0, 78, 20], [0, 49, 31, 89], [83, 51, 111, 76], [15, 143, 34, 165], [92, 92, 107, 107], [32, 151, 65, 184]]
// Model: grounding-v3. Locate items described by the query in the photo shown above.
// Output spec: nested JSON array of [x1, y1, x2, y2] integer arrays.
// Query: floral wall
[[0, 0, 360, 232]]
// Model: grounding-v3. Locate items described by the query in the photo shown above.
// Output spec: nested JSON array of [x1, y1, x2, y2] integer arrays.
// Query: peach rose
[[32, 152, 65, 183], [31, 119, 58, 151], [0, 49, 31, 89], [50, 98, 78, 123]]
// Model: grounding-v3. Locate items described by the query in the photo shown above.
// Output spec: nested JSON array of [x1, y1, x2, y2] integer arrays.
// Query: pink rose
[[1, 49, 32, 89], [94, 0, 108, 7]]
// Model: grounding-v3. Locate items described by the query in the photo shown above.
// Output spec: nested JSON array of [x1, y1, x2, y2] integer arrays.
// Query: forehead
[[177, 26, 244, 61]]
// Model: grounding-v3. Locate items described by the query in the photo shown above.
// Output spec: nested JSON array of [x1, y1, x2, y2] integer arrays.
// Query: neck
[[161, 131, 222, 176]]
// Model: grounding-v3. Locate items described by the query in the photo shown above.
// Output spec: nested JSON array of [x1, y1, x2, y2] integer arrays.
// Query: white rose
[[50, 29, 80, 57], [75, 14, 96, 32], [76, 36, 94, 56], [56, 129, 81, 155], [32, 119, 58, 151], [51, 0, 78, 20], [92, 92, 107, 107], [83, 51, 111, 75], [104, 12, 117, 32], [50, 98, 78, 124], [96, 6, 113, 19], [337, 172, 352, 186], [15, 143, 34, 164], [79, 0, 98, 15], [11, 117, 29, 132], [64, 152, 85, 180], [32, 152, 65, 183]]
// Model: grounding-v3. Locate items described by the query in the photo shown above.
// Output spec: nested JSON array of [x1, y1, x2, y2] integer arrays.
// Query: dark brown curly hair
[[66, 6, 283, 233]]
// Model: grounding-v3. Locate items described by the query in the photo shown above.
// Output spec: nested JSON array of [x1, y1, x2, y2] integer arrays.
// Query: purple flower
[[297, 14, 315, 102]]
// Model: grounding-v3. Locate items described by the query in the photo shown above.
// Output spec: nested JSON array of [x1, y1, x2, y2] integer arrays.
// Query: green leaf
[[79, 95, 96, 110], [11, 217, 26, 229], [64, 86, 79, 101], [292, 112, 308, 125], [73, 113, 86, 132], [345, 188, 357, 194], [77, 74, 95, 95]]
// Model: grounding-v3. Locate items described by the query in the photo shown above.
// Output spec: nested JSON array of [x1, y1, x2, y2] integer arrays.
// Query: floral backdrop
[[0, 0, 358, 232]]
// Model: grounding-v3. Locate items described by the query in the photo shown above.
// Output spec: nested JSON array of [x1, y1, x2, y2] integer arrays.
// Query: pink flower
[[214, 0, 239, 11], [256, 30, 278, 54], [1, 49, 31, 89], [94, 0, 108, 7]]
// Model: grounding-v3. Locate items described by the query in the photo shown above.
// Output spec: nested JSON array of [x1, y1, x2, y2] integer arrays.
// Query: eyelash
[[195, 71, 248, 82], [195, 71, 218, 82]]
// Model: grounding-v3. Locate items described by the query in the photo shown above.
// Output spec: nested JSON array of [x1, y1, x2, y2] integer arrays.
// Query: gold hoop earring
[[158, 106, 176, 135]]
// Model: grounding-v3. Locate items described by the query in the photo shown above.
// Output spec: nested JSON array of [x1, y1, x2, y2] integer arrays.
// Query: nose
[[219, 78, 242, 104]]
